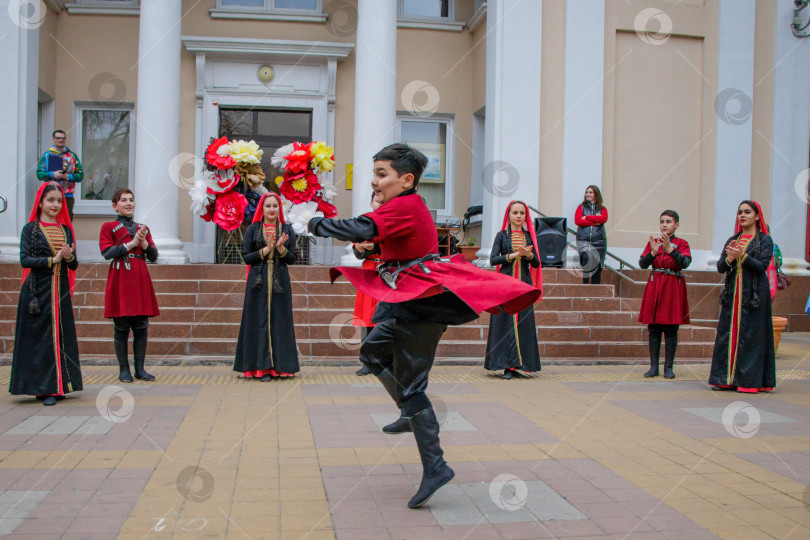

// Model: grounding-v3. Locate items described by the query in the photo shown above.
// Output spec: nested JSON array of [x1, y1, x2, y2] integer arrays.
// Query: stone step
[[0, 336, 714, 358], [0, 292, 634, 311], [0, 320, 715, 343], [0, 276, 617, 299], [0, 263, 594, 284]]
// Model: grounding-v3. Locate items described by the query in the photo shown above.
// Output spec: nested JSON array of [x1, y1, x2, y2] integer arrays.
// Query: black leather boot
[[376, 369, 411, 433], [644, 326, 661, 378], [133, 328, 155, 381], [114, 330, 133, 383], [407, 407, 454, 508], [664, 333, 677, 379]]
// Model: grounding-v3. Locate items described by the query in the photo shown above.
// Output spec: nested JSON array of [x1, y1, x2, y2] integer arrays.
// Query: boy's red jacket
[[99, 221, 160, 318], [311, 192, 540, 325], [638, 236, 691, 325]]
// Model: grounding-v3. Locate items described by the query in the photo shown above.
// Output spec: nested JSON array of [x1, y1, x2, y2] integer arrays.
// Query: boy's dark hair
[[111, 188, 134, 204], [372, 143, 428, 187], [660, 210, 679, 222], [52, 129, 66, 137]]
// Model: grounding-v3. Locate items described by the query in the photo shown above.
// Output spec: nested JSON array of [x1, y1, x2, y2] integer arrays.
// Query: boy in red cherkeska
[[309, 143, 540, 509], [99, 189, 160, 383], [638, 210, 691, 379]]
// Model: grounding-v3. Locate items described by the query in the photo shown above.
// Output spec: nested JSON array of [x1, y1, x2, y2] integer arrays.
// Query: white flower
[[228, 140, 263, 164], [216, 143, 232, 157], [189, 178, 211, 215], [202, 168, 238, 194], [271, 143, 294, 170], [287, 201, 323, 235], [319, 182, 338, 203], [279, 195, 294, 218]]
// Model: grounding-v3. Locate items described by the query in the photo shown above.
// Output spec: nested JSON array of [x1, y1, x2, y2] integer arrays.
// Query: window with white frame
[[74, 105, 134, 213], [217, 0, 320, 12], [397, 116, 454, 215], [399, 0, 454, 20]]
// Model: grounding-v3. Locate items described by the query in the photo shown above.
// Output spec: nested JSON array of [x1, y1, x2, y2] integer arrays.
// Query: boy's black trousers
[[359, 319, 447, 416]]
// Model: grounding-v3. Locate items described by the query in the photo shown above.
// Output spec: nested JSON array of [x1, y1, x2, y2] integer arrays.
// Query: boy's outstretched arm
[[309, 216, 378, 243]]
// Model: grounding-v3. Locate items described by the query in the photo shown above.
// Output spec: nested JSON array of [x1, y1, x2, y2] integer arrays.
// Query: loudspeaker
[[533, 217, 567, 267]]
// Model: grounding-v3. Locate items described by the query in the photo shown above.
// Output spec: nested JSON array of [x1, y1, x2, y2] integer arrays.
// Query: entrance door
[[215, 108, 312, 264]]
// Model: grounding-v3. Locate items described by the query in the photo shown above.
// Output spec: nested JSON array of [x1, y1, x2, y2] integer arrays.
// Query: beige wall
[[38, 0, 787, 257], [750, 0, 776, 214], [602, 0, 719, 251], [538, 0, 565, 217], [38, 6, 59, 98]]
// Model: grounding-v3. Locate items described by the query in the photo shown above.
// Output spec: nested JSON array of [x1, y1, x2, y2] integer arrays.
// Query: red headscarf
[[252, 192, 287, 224], [246, 192, 288, 279], [22, 182, 76, 294], [499, 200, 543, 302], [734, 200, 777, 300]]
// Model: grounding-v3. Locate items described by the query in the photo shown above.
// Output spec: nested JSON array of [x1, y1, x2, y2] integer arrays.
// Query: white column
[[478, 0, 542, 262], [133, 0, 188, 264], [769, 1, 810, 272], [340, 0, 397, 265], [0, 0, 40, 262], [711, 0, 755, 258], [561, 0, 605, 235]]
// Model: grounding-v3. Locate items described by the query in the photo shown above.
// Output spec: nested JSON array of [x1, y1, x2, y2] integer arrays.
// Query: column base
[[339, 244, 362, 267], [0, 240, 20, 263], [781, 257, 810, 276], [155, 238, 189, 265]]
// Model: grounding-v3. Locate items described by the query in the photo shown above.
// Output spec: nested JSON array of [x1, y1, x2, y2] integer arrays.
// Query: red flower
[[213, 191, 248, 231], [279, 169, 321, 204], [284, 142, 312, 174], [206, 136, 236, 170], [315, 196, 337, 218], [201, 201, 216, 222]]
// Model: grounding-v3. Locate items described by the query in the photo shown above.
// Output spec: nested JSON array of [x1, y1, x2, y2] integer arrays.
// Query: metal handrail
[[528, 204, 638, 270]]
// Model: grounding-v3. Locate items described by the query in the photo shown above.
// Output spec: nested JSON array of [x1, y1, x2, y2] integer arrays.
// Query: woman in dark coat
[[574, 185, 608, 284], [234, 192, 299, 380], [484, 201, 543, 379], [10, 182, 82, 405], [709, 200, 776, 393]]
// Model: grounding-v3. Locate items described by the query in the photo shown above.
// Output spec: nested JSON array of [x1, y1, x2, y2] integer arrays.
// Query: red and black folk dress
[[638, 236, 691, 325], [709, 232, 776, 392], [310, 192, 541, 327], [484, 228, 542, 372], [99, 217, 160, 319], [10, 221, 82, 397], [234, 219, 300, 378]]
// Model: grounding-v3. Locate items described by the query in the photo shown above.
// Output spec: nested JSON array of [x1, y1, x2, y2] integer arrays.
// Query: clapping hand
[[660, 232, 672, 252], [725, 240, 743, 260], [276, 233, 289, 250], [53, 242, 74, 263], [649, 235, 660, 256], [517, 245, 534, 259], [355, 241, 374, 252], [136, 226, 149, 249]]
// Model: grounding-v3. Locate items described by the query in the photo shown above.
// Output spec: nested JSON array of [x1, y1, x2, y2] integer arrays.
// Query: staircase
[[0, 263, 716, 364]]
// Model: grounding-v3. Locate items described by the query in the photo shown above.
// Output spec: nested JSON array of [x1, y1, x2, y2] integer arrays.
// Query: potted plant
[[458, 238, 479, 262]]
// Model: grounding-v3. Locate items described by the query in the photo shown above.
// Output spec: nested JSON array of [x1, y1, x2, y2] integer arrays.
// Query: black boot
[[376, 369, 411, 433], [383, 409, 412, 434], [664, 332, 677, 379], [114, 331, 133, 383], [133, 328, 155, 381], [407, 407, 454, 508], [356, 364, 372, 376], [644, 326, 661, 378]]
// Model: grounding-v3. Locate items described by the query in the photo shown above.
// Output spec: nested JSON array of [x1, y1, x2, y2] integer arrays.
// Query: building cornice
[[181, 36, 354, 61]]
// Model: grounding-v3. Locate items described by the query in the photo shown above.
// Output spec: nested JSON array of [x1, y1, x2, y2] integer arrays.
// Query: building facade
[[1, 0, 809, 272]]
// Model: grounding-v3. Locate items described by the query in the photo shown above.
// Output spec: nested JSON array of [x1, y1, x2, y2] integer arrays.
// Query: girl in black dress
[[233, 192, 299, 380], [10, 182, 82, 405], [484, 201, 543, 379]]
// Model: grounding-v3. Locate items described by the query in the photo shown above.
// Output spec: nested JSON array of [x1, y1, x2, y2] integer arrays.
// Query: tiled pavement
[[0, 337, 808, 539]]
